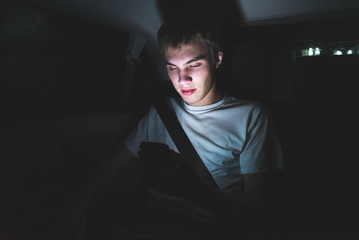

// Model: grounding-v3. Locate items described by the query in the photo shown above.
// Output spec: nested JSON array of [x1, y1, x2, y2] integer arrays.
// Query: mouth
[[181, 89, 196, 96]]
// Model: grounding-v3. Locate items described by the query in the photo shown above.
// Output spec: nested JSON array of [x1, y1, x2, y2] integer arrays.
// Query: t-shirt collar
[[182, 95, 227, 114]]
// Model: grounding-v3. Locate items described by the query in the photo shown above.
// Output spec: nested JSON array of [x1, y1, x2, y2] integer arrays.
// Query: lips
[[181, 89, 196, 96]]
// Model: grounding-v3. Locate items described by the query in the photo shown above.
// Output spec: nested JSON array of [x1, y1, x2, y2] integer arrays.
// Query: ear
[[215, 51, 223, 69]]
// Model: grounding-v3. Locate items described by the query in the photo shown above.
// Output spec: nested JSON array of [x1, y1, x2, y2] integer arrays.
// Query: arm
[[182, 163, 272, 225], [215, 171, 272, 224], [213, 104, 284, 224], [166, 147, 273, 223], [195, 171, 275, 239], [184, 170, 274, 238]]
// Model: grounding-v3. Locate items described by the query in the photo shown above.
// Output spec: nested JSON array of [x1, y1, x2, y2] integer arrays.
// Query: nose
[[178, 69, 192, 82]]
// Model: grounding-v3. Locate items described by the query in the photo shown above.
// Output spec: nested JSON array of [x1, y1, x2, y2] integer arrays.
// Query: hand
[[139, 142, 219, 201], [138, 142, 199, 196], [169, 150, 221, 205]]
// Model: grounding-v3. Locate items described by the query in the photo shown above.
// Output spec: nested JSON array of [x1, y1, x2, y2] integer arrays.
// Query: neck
[[211, 78, 225, 103]]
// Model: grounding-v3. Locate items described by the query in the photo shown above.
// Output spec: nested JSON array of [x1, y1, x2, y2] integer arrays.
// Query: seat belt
[[155, 99, 219, 190]]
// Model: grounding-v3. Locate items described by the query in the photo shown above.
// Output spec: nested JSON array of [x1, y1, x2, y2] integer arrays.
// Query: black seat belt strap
[[155, 99, 219, 190]]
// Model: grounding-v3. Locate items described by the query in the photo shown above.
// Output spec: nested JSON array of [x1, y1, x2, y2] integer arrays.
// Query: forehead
[[164, 41, 210, 62]]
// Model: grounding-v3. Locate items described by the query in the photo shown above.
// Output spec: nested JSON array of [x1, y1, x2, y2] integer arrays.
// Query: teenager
[[64, 15, 284, 240]]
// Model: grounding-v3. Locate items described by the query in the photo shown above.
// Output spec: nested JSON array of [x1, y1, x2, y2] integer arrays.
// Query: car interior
[[1, 0, 359, 239]]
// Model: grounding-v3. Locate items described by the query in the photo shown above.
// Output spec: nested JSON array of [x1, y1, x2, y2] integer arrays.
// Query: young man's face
[[164, 41, 223, 106]]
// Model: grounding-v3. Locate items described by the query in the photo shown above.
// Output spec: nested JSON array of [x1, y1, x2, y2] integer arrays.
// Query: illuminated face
[[164, 41, 223, 106]]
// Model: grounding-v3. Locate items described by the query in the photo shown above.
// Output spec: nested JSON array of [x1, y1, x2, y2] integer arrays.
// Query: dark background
[[1, 0, 359, 239]]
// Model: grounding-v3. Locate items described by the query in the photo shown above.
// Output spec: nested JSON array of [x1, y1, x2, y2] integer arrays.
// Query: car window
[[226, 17, 359, 105]]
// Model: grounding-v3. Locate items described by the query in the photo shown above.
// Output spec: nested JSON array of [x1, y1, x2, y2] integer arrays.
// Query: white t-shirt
[[124, 95, 284, 195]]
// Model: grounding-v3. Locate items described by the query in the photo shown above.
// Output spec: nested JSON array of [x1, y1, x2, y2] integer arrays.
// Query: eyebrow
[[165, 55, 206, 66]]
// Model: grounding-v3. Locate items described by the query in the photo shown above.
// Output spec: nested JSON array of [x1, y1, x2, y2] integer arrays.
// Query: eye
[[167, 66, 178, 71], [190, 63, 201, 68]]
